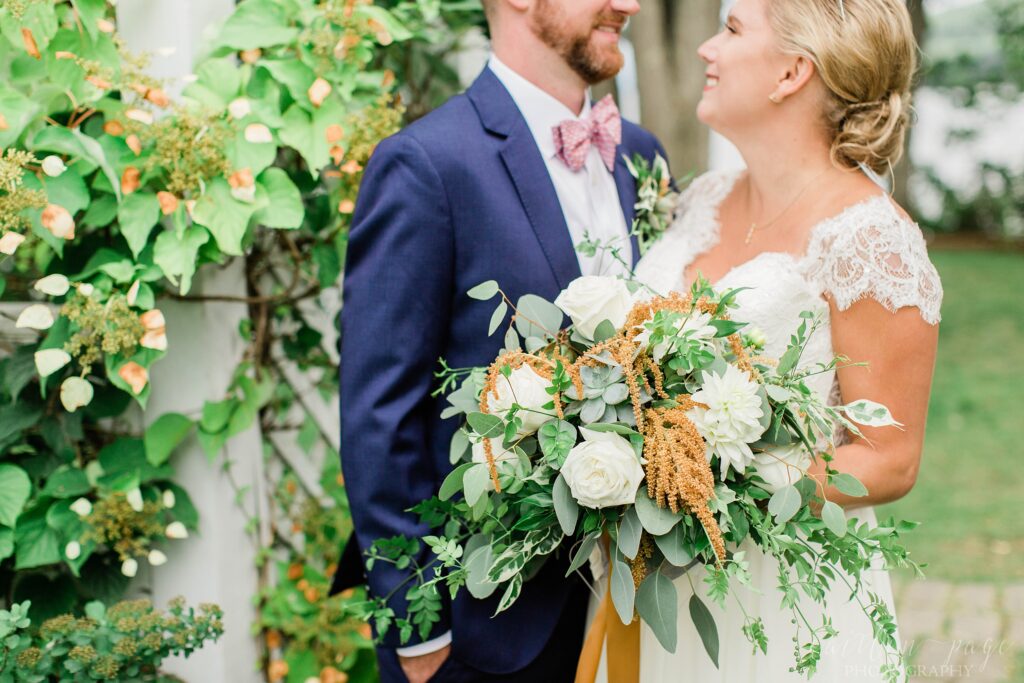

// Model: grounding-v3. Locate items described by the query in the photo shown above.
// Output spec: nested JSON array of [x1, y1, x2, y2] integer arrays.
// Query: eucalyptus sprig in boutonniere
[[626, 152, 681, 256]]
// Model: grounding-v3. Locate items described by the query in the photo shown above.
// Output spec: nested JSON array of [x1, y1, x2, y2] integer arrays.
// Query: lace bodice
[[634, 169, 943, 404]]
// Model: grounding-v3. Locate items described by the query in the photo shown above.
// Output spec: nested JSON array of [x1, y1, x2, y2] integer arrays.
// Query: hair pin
[[838, 0, 847, 19]]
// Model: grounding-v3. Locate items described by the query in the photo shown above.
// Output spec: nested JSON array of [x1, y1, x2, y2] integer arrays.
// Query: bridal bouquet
[[361, 275, 919, 679]]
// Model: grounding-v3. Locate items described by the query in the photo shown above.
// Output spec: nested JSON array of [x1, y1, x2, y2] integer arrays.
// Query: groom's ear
[[773, 55, 817, 101]]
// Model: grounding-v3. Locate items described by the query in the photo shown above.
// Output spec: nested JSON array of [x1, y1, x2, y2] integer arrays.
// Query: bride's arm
[[807, 296, 939, 507]]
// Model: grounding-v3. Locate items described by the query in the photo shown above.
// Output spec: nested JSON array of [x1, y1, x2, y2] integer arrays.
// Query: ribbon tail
[[575, 570, 641, 682]]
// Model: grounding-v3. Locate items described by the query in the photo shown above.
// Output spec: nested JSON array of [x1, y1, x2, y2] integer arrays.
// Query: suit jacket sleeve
[[339, 132, 454, 647]]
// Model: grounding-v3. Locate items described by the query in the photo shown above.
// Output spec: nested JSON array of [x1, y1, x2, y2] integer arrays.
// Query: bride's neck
[[732, 129, 838, 212]]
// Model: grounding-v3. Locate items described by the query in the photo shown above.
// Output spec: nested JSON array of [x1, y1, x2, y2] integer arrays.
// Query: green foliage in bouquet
[[0, 596, 222, 680], [359, 275, 922, 682], [0, 0, 484, 680]]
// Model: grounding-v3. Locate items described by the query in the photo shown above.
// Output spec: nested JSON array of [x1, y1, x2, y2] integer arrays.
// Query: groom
[[331, 0, 669, 680]]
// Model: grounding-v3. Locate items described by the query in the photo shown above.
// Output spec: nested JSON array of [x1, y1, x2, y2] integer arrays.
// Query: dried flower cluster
[[62, 291, 145, 374]]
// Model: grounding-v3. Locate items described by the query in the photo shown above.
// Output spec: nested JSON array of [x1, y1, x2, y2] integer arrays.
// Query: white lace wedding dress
[[593, 169, 943, 682]]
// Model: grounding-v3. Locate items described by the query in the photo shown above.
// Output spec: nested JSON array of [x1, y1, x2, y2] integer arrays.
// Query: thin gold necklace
[[744, 168, 830, 244]]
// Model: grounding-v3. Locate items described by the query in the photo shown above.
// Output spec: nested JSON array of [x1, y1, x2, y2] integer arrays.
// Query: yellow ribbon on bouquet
[[575, 550, 641, 683]]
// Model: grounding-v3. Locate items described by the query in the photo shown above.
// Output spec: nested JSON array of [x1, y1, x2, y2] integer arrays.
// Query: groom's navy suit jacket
[[333, 67, 667, 674]]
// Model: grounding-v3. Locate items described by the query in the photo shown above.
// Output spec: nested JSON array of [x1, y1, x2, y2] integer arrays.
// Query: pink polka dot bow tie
[[552, 94, 622, 173]]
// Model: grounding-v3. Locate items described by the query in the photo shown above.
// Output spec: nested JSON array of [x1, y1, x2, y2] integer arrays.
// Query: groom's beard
[[531, 2, 627, 84]]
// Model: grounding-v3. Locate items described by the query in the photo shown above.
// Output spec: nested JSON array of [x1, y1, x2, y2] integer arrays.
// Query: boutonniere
[[625, 152, 679, 256]]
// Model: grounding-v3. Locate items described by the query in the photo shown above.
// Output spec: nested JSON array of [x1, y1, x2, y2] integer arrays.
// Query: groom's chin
[[568, 42, 624, 85]]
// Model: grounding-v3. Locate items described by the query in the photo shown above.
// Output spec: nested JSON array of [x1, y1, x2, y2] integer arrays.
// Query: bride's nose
[[697, 38, 716, 64]]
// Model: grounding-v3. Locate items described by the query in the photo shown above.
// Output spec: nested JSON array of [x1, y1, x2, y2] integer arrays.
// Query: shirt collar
[[488, 54, 592, 161]]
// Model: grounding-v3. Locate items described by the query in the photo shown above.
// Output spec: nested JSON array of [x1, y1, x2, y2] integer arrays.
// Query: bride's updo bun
[[767, 0, 917, 174]]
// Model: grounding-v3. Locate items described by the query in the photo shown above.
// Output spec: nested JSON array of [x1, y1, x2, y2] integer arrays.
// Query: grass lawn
[[878, 248, 1024, 584]]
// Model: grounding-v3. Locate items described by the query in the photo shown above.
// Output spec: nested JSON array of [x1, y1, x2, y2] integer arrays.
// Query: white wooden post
[[115, 2, 268, 680]]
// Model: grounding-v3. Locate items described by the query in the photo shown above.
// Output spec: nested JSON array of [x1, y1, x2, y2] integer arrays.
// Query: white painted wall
[[115, 2, 268, 680]]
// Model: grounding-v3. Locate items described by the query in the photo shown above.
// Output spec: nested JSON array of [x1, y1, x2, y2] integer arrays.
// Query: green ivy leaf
[[258, 58, 315, 107], [153, 225, 210, 295], [14, 504, 61, 570], [254, 168, 304, 229], [214, 0, 301, 50], [117, 192, 160, 258], [144, 413, 194, 466], [0, 84, 40, 148], [191, 178, 261, 256], [0, 465, 32, 527]]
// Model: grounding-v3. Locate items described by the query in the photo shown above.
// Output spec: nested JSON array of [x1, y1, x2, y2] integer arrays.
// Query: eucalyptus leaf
[[592, 319, 617, 342], [768, 485, 801, 524], [565, 533, 600, 577], [689, 593, 720, 668], [439, 463, 474, 501], [463, 463, 491, 507], [610, 549, 635, 625], [488, 301, 508, 336], [552, 474, 579, 536], [820, 501, 848, 537], [514, 294, 564, 340], [831, 472, 868, 498], [467, 412, 504, 439], [636, 571, 678, 653], [635, 490, 681, 536], [467, 280, 499, 300], [465, 545, 498, 599], [617, 505, 642, 559], [654, 524, 694, 567]]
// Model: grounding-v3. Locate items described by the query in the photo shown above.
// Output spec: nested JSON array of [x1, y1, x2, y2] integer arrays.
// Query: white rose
[[484, 365, 556, 437], [635, 310, 718, 362], [752, 444, 811, 493], [555, 275, 633, 339], [148, 549, 168, 566], [470, 437, 517, 465], [70, 497, 92, 517], [65, 541, 81, 560], [687, 363, 767, 478], [561, 428, 644, 509]]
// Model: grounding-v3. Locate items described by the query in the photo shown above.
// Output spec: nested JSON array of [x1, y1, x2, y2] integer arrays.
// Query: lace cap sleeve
[[804, 197, 943, 324]]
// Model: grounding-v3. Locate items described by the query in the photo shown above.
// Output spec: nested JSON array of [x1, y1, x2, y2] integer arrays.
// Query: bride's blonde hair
[[767, 0, 918, 174]]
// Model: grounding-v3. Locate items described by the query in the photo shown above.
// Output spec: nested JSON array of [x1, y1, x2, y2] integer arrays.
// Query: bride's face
[[696, 0, 790, 134]]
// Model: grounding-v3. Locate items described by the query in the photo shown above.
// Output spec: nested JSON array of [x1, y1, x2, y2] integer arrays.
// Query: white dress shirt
[[489, 54, 633, 276], [396, 57, 631, 659]]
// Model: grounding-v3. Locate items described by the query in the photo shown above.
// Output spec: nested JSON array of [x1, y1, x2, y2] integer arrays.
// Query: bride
[[594, 0, 942, 680]]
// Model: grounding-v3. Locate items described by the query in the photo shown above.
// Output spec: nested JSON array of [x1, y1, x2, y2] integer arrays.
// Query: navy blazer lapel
[[468, 69, 582, 291], [613, 151, 641, 267]]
